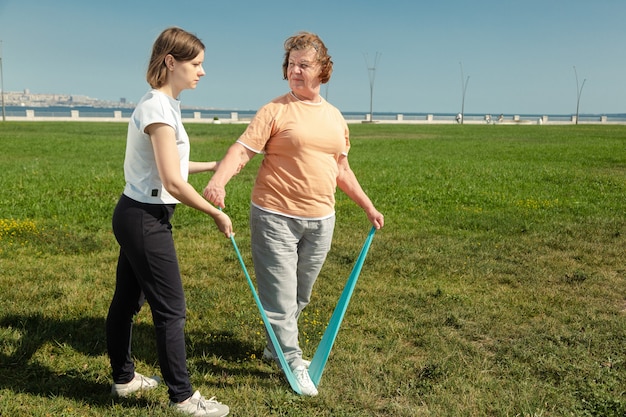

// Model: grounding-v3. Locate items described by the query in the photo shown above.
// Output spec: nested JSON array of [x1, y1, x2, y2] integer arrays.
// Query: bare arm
[[336, 154, 384, 229], [203, 142, 255, 208], [188, 160, 219, 174], [149, 123, 232, 237]]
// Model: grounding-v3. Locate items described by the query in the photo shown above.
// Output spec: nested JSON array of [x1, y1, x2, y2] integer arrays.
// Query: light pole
[[573, 66, 586, 125], [364, 52, 381, 123], [1, 40, 5, 122], [459, 62, 469, 125]]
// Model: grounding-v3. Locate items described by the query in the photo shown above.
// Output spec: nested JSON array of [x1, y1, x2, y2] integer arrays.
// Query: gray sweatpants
[[250, 205, 335, 368]]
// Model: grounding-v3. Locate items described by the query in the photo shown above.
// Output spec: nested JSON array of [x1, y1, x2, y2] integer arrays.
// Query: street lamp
[[459, 62, 469, 125], [364, 52, 381, 123], [573, 66, 586, 125]]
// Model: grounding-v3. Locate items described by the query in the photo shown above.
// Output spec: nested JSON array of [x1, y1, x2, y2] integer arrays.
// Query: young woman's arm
[[188, 160, 219, 174], [149, 123, 232, 237]]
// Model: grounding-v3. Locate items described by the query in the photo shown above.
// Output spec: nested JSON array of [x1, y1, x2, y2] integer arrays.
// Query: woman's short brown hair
[[146, 27, 205, 89], [282, 32, 333, 84]]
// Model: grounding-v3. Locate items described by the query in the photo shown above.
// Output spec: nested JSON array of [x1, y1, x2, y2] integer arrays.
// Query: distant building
[[3, 89, 134, 108]]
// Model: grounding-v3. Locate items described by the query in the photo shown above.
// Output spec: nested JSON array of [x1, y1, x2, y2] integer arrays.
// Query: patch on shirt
[[151, 189, 159, 197]]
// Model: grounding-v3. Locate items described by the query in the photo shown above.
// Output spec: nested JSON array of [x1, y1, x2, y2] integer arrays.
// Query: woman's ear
[[164, 54, 175, 71]]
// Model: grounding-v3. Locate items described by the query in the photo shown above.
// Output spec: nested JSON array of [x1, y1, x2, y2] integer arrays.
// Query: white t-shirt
[[122, 90, 189, 204]]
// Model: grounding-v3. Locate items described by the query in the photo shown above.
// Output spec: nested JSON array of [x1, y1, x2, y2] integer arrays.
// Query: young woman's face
[[287, 47, 321, 96], [171, 50, 206, 91]]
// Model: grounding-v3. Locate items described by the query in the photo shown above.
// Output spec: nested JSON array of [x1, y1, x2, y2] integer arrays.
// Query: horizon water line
[[2, 105, 626, 124]]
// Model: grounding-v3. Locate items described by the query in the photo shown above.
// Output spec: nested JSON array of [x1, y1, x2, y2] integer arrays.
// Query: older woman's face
[[287, 47, 321, 96]]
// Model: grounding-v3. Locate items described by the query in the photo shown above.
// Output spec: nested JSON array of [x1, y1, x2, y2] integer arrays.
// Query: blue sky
[[0, 0, 624, 115]]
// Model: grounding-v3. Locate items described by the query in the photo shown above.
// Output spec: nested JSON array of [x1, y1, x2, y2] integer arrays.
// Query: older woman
[[204, 31, 384, 396]]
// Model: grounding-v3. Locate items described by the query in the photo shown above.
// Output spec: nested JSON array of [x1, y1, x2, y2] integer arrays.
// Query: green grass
[[1, 122, 625, 416]]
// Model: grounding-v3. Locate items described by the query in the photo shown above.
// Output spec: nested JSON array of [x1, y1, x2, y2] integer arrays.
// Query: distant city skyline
[[1, 89, 241, 110], [1, 0, 624, 115], [2, 89, 131, 107]]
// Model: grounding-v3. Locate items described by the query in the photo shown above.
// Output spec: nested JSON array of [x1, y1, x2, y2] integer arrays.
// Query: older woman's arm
[[336, 155, 384, 229], [203, 142, 255, 208]]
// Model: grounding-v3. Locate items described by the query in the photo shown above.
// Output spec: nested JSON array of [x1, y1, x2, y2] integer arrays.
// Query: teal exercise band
[[227, 232, 302, 394], [224, 209, 376, 392], [308, 226, 376, 386]]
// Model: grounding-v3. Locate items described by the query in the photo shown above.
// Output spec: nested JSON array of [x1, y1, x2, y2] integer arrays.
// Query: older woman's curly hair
[[282, 32, 333, 84]]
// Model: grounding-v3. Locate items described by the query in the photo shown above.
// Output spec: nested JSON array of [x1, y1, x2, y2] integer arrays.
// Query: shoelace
[[294, 369, 311, 385], [137, 375, 154, 388], [198, 396, 221, 410]]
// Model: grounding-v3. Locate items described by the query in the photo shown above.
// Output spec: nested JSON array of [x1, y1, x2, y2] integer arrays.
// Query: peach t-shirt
[[237, 92, 350, 219]]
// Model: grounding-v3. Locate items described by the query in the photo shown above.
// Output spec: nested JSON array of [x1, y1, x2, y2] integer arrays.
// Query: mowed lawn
[[0, 122, 625, 416]]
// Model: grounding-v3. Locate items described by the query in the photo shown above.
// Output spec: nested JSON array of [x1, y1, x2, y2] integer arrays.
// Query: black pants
[[106, 194, 192, 403]]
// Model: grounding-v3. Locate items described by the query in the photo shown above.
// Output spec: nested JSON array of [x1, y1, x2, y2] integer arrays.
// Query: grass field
[[0, 122, 625, 416]]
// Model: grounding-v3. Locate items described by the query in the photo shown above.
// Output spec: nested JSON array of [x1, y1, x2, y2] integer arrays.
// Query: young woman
[[106, 27, 231, 417]]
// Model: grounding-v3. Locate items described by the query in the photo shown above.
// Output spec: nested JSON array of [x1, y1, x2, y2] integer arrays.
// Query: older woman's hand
[[203, 183, 226, 208], [366, 207, 385, 230]]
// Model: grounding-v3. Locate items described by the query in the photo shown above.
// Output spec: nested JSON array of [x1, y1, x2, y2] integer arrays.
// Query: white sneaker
[[263, 347, 311, 368], [292, 365, 318, 396], [170, 390, 230, 417], [111, 372, 160, 397]]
